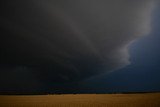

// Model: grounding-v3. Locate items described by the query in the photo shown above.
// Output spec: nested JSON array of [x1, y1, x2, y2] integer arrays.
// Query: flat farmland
[[0, 93, 160, 107]]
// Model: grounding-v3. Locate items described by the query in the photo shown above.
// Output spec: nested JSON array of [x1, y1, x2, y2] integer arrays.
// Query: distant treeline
[[0, 91, 160, 95]]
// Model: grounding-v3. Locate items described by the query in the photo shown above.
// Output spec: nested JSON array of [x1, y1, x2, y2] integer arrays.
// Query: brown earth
[[0, 93, 160, 107]]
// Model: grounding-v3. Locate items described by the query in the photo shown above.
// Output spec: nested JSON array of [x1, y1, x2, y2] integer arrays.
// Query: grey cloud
[[0, 0, 156, 88]]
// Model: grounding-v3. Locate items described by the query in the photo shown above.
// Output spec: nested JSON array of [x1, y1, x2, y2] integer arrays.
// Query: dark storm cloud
[[0, 0, 156, 89]]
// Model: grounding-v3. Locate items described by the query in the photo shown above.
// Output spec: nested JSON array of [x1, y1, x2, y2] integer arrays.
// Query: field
[[0, 93, 160, 107]]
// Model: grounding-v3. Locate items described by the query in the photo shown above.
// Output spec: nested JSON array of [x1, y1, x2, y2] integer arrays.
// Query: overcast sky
[[0, 0, 159, 93]]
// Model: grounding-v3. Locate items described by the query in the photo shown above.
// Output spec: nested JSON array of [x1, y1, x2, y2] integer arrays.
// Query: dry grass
[[0, 93, 160, 107]]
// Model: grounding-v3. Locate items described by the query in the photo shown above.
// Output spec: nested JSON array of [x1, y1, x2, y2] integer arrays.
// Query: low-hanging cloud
[[0, 0, 156, 90]]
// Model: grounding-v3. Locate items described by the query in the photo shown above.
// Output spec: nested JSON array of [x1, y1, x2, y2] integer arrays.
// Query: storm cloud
[[0, 0, 156, 90]]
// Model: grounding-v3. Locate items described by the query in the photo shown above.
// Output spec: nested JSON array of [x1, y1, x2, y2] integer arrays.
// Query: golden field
[[0, 93, 160, 107]]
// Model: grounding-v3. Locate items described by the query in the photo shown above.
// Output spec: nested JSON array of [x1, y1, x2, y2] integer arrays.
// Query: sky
[[80, 3, 160, 93], [0, 0, 159, 94]]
